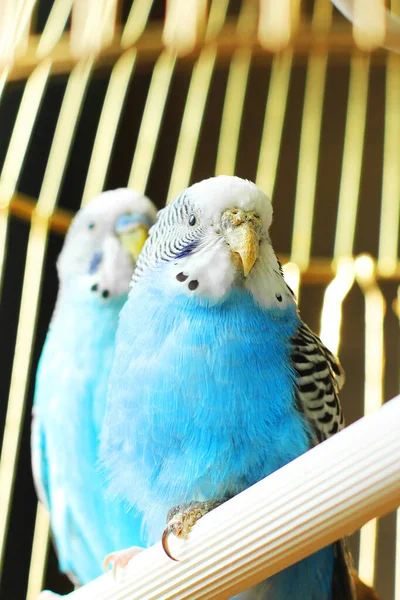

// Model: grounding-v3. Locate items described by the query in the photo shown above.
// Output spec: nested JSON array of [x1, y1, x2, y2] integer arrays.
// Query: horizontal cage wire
[[0, 0, 399, 599]]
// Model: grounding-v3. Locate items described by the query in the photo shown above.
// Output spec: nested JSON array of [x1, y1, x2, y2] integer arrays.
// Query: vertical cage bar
[[0, 60, 51, 297], [215, 0, 257, 176], [333, 53, 370, 261], [166, 0, 229, 202], [166, 50, 216, 201], [214, 47, 252, 176], [121, 0, 154, 47], [0, 59, 93, 582], [355, 255, 385, 587], [282, 261, 301, 301], [82, 49, 137, 205], [255, 50, 292, 199], [163, 0, 207, 56], [258, 0, 291, 51], [36, 0, 73, 58], [290, 0, 331, 270], [391, 2, 400, 595], [319, 259, 355, 355], [396, 282, 400, 600], [128, 51, 176, 194], [25, 503, 50, 600], [377, 54, 400, 276]]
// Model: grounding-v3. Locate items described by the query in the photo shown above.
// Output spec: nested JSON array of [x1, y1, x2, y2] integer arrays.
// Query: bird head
[[57, 188, 157, 300], [133, 176, 295, 309]]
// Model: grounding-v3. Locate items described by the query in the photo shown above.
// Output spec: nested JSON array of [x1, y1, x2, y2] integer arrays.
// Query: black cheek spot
[[188, 280, 199, 291], [102, 290, 110, 298], [91, 283, 98, 292], [176, 272, 188, 282], [276, 293, 282, 302]]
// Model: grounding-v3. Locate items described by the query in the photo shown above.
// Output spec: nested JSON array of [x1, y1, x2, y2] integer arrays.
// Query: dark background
[[0, 1, 398, 599]]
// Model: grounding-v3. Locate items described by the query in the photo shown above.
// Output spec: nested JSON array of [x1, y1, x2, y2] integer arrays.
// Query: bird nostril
[[102, 290, 110, 299], [91, 283, 98, 292]]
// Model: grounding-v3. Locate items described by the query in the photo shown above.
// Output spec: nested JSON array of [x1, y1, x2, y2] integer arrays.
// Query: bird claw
[[161, 499, 226, 561], [103, 546, 144, 580]]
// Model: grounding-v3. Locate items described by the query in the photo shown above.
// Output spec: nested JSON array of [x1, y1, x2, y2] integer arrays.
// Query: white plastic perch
[[40, 395, 400, 600]]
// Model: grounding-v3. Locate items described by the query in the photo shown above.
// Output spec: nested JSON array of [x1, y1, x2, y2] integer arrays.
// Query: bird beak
[[115, 213, 151, 262], [118, 225, 149, 262], [221, 209, 262, 277]]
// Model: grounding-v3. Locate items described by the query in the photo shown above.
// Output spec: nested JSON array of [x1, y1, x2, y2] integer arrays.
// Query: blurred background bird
[[31, 188, 157, 586], [100, 175, 356, 599]]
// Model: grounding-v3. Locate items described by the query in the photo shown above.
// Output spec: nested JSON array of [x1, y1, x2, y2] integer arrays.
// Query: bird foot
[[162, 499, 226, 561], [104, 546, 144, 579]]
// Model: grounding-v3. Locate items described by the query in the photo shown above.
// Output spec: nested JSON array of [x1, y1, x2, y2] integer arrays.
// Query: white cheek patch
[[245, 243, 297, 310], [165, 242, 236, 302]]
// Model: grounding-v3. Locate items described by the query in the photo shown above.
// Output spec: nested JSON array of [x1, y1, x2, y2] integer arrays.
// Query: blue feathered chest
[[101, 280, 313, 531]]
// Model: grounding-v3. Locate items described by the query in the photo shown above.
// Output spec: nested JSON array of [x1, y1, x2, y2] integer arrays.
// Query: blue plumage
[[31, 188, 158, 585], [101, 276, 333, 598], [33, 287, 145, 584], [100, 176, 352, 598]]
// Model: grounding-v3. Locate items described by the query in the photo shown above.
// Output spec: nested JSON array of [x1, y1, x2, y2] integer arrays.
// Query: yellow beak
[[222, 212, 261, 277], [118, 225, 149, 261]]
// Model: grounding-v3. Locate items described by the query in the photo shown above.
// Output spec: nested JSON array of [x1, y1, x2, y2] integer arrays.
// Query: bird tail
[[332, 540, 357, 599]]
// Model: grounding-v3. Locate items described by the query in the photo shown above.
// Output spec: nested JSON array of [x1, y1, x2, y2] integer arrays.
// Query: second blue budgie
[[100, 176, 355, 599], [31, 188, 157, 585]]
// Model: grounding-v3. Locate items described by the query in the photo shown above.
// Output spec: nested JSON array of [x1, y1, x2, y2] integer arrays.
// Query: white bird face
[[57, 188, 157, 299], [134, 176, 296, 310]]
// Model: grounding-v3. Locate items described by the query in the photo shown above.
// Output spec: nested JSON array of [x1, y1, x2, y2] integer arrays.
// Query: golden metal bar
[[8, 193, 72, 233], [128, 51, 176, 194], [82, 48, 137, 204], [36, 0, 73, 59], [319, 258, 355, 355], [0, 58, 93, 584], [5, 24, 395, 82], [255, 49, 293, 198], [215, 0, 257, 176], [333, 52, 369, 261], [290, 0, 332, 270], [121, 0, 154, 47], [0, 59, 51, 297], [25, 504, 50, 600], [354, 255, 386, 587], [377, 53, 400, 276]]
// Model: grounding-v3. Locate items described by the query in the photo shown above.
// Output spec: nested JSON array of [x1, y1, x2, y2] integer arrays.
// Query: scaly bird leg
[[162, 499, 227, 561], [104, 546, 144, 579]]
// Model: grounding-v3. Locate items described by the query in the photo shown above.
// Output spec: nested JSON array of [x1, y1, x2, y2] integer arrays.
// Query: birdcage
[[0, 0, 399, 599]]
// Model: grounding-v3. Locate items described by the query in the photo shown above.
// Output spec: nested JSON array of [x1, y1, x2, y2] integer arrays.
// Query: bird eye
[[188, 214, 197, 226], [88, 222, 95, 230]]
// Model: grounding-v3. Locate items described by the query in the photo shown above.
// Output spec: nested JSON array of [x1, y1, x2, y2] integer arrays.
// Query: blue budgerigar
[[100, 176, 355, 599], [31, 188, 157, 585]]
